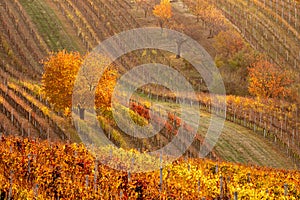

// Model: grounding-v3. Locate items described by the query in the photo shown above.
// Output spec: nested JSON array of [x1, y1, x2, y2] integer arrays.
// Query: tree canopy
[[42, 50, 82, 112], [42, 50, 119, 116], [248, 60, 293, 99], [153, 0, 173, 29]]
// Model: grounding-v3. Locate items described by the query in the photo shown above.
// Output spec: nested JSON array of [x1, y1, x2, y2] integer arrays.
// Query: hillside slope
[[145, 99, 297, 169], [0, 0, 298, 170]]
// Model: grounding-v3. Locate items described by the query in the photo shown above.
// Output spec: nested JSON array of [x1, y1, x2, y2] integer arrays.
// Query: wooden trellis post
[[234, 191, 238, 200], [284, 183, 288, 196], [28, 154, 31, 174], [94, 159, 98, 192], [85, 175, 89, 189], [159, 166, 163, 192], [119, 190, 123, 199], [34, 183, 39, 198], [220, 176, 223, 199], [128, 170, 131, 182], [8, 171, 13, 200]]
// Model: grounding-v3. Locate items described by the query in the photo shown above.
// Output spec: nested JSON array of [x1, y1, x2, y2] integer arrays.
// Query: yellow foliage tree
[[153, 0, 173, 29]]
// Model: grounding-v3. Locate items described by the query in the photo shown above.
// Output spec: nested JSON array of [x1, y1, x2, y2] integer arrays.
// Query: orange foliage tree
[[213, 30, 258, 95], [73, 53, 119, 111], [41, 50, 82, 113], [214, 30, 256, 69], [153, 0, 173, 29], [42, 50, 119, 118], [214, 30, 245, 59], [248, 60, 293, 99], [94, 67, 119, 113]]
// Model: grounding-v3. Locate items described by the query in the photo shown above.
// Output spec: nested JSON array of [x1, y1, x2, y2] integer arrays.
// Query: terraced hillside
[[0, 0, 299, 170]]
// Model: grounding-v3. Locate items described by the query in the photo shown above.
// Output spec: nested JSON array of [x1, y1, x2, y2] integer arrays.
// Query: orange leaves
[[214, 30, 245, 59], [248, 60, 293, 99], [94, 67, 119, 112], [42, 50, 119, 114], [130, 102, 150, 121], [0, 135, 299, 199], [41, 50, 82, 112], [213, 29, 257, 71], [153, 0, 173, 28], [153, 0, 172, 19]]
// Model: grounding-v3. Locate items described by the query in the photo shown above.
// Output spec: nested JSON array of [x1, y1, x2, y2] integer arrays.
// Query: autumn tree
[[214, 30, 245, 59], [213, 30, 257, 68], [153, 0, 173, 30], [41, 50, 82, 114], [193, 0, 211, 23], [168, 22, 188, 58], [192, 0, 227, 38], [248, 60, 293, 99], [95, 67, 119, 114], [72, 52, 119, 119], [194, 0, 202, 23], [213, 30, 258, 95], [42, 51, 119, 119]]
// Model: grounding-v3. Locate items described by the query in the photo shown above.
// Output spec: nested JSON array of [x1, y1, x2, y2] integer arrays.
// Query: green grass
[[134, 94, 297, 169], [18, 0, 81, 52]]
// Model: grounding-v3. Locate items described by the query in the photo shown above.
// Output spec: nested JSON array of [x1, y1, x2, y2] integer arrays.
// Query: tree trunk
[[78, 105, 85, 120], [176, 39, 187, 59], [79, 108, 85, 120], [144, 8, 148, 18], [207, 29, 214, 39], [176, 45, 181, 59], [159, 20, 163, 33]]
